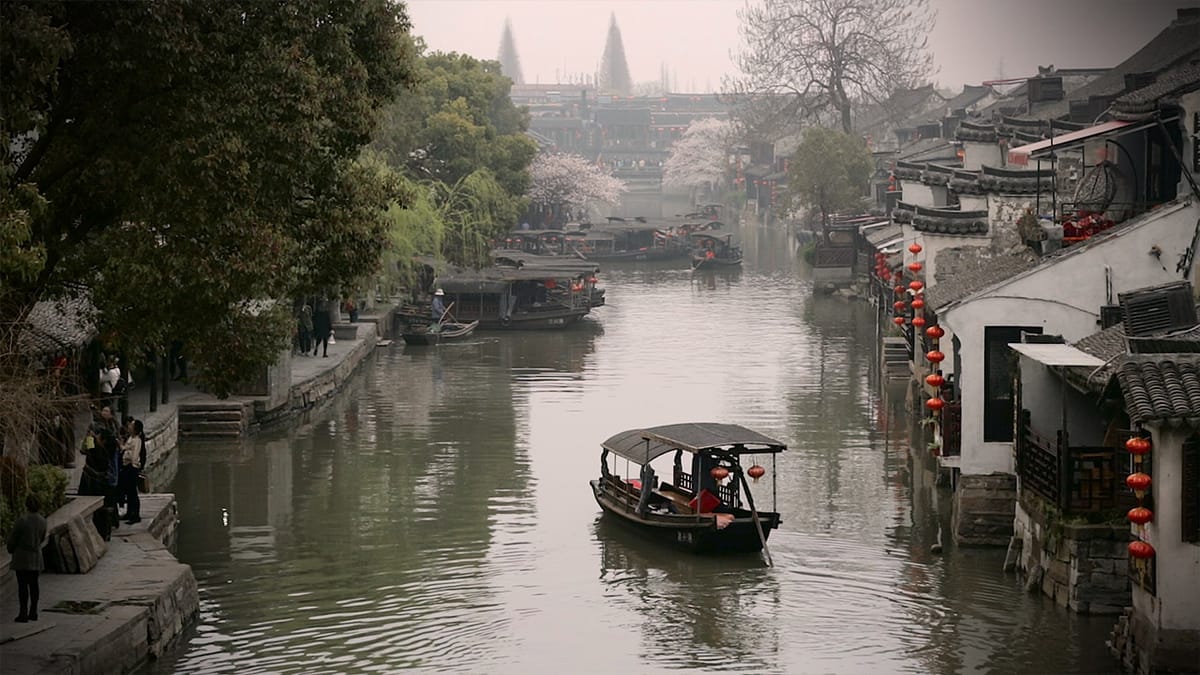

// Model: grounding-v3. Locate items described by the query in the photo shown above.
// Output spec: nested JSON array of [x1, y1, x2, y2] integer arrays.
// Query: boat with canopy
[[590, 422, 784, 560]]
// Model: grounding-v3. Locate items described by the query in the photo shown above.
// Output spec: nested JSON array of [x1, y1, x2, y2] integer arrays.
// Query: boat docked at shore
[[401, 320, 479, 345], [433, 264, 595, 330], [578, 217, 689, 262], [690, 232, 743, 269], [590, 423, 784, 558]]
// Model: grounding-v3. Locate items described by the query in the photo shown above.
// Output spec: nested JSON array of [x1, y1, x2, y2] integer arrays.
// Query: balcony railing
[[1017, 410, 1134, 514], [813, 245, 856, 268]]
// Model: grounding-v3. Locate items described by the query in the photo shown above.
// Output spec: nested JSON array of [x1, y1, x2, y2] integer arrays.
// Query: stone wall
[[1110, 606, 1200, 675], [952, 472, 1015, 546], [143, 410, 178, 490], [1014, 490, 1130, 614], [987, 194, 1037, 252], [254, 323, 378, 428]]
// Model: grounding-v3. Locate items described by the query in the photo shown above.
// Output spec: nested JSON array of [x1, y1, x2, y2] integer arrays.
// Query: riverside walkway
[[0, 303, 398, 674]]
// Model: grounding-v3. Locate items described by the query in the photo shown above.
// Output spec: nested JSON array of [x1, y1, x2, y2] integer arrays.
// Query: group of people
[[78, 405, 145, 539], [295, 298, 356, 359]]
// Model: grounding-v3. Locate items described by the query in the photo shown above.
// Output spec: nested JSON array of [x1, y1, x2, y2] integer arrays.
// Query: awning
[[1006, 119, 1170, 166], [1009, 343, 1105, 367], [601, 423, 786, 464]]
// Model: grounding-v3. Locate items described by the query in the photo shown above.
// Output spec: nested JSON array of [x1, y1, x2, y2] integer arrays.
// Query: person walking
[[7, 494, 49, 623], [297, 305, 313, 356], [312, 298, 333, 358]]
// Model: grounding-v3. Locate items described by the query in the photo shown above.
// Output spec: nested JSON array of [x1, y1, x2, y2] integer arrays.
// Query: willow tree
[[0, 0, 417, 398], [730, 0, 935, 134]]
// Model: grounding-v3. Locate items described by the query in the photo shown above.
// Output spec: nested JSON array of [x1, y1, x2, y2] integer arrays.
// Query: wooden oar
[[737, 468, 774, 567]]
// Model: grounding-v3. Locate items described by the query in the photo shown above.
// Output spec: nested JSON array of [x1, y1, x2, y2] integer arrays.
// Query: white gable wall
[[963, 140, 1003, 171], [942, 199, 1200, 476], [901, 180, 935, 208]]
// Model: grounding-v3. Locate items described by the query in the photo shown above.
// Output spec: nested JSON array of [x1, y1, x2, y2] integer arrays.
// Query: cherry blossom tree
[[527, 153, 625, 226], [663, 118, 736, 194]]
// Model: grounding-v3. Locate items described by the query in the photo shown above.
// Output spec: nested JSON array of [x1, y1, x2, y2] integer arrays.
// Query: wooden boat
[[590, 422, 784, 556], [401, 320, 478, 345], [578, 218, 689, 262], [690, 232, 743, 269], [434, 265, 594, 330]]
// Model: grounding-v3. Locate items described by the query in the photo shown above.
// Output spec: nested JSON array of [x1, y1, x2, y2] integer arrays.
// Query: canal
[[151, 222, 1116, 674]]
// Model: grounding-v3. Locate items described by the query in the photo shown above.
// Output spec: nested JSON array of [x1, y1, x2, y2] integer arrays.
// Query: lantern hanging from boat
[[907, 262, 923, 273], [911, 298, 925, 310], [893, 316, 906, 325], [926, 325, 945, 339], [912, 316, 927, 328], [894, 285, 905, 296], [1126, 472, 1151, 499], [925, 397, 945, 411], [927, 350, 945, 363], [748, 465, 766, 482], [909, 280, 924, 292], [925, 373, 944, 388], [1127, 506, 1153, 527], [908, 242, 923, 254], [710, 465, 730, 483]]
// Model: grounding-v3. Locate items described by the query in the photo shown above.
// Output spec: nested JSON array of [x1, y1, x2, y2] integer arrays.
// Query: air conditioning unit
[[1118, 281, 1197, 336]]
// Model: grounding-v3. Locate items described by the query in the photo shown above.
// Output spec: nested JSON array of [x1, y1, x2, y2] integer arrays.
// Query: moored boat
[[401, 320, 479, 345], [590, 422, 784, 557], [435, 265, 595, 329]]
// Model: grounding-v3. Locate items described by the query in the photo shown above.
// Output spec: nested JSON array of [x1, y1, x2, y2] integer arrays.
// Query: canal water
[[152, 222, 1117, 674]]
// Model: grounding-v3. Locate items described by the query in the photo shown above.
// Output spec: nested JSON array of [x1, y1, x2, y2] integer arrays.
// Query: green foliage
[[788, 127, 873, 229], [27, 464, 68, 515], [0, 456, 28, 516], [0, 0, 418, 397]]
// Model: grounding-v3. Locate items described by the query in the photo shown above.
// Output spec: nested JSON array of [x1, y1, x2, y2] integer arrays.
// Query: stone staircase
[[177, 400, 254, 438], [881, 337, 911, 380]]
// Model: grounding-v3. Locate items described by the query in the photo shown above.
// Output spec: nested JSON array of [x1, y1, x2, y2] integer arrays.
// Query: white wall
[[960, 194, 988, 212], [901, 180, 935, 208], [1131, 426, 1200, 631], [963, 141, 1003, 171], [922, 233, 990, 285], [942, 199, 1200, 477]]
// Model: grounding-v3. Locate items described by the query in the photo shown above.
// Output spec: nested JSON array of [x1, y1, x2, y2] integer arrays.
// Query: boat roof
[[602, 423, 786, 464], [492, 251, 600, 273], [690, 231, 734, 242]]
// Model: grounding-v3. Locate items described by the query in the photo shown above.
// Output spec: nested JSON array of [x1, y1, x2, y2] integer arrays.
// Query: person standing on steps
[[7, 494, 48, 623], [120, 419, 144, 524]]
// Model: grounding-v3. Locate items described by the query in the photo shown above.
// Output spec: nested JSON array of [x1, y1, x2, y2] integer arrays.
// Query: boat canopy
[[601, 423, 786, 465], [690, 232, 734, 243]]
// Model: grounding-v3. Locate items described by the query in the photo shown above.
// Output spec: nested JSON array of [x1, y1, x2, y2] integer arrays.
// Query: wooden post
[[148, 351, 158, 413], [161, 353, 169, 405]]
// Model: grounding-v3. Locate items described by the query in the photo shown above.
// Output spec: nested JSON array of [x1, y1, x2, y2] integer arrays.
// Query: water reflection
[[155, 223, 1116, 674]]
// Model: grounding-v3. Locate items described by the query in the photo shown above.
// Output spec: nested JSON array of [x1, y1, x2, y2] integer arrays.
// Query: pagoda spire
[[598, 13, 631, 95], [497, 17, 524, 85]]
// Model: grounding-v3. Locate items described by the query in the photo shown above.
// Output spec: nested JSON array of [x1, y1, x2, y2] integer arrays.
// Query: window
[[1184, 435, 1200, 544], [983, 326, 1041, 442]]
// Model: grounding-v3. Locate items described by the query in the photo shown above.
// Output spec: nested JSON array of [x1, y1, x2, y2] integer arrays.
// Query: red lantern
[[908, 242, 923, 254], [882, 270, 893, 281], [1124, 436, 1151, 456], [909, 280, 924, 291], [927, 350, 945, 363], [912, 316, 927, 328], [893, 316, 906, 325], [710, 466, 729, 482], [1126, 472, 1151, 499], [907, 262, 923, 273], [925, 397, 945, 411], [747, 465, 766, 482], [926, 326, 945, 339], [1127, 506, 1153, 526], [893, 301, 907, 311], [894, 285, 905, 296], [1128, 540, 1155, 560], [925, 373, 945, 388], [911, 298, 925, 310]]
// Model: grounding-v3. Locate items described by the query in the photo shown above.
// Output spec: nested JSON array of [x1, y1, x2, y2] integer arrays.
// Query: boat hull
[[480, 308, 589, 330], [691, 255, 743, 270], [584, 249, 688, 263], [401, 320, 479, 345], [589, 480, 778, 554]]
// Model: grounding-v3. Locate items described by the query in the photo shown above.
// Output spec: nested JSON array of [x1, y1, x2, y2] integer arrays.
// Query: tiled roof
[[927, 249, 1040, 310], [18, 296, 97, 355], [956, 120, 997, 143], [912, 206, 988, 235], [864, 223, 902, 247], [921, 163, 956, 186], [1037, 13, 1200, 120], [897, 137, 957, 163], [978, 165, 1055, 194], [950, 169, 983, 195], [1112, 62, 1200, 119], [1068, 323, 1128, 391], [976, 69, 1111, 120], [1114, 355, 1200, 425]]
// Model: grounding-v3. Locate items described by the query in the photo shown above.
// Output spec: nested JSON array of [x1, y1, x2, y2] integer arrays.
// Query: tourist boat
[[401, 320, 479, 346], [590, 422, 784, 555], [578, 218, 689, 262], [496, 229, 587, 257], [434, 264, 595, 329], [491, 253, 605, 308], [690, 232, 743, 269]]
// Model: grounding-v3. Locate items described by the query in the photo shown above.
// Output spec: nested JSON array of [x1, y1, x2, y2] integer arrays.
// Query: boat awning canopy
[[1009, 343, 1106, 367], [1006, 118, 1169, 166], [602, 423, 786, 465]]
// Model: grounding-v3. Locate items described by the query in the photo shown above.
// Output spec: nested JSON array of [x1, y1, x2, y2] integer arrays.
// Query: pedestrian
[[79, 427, 118, 540], [7, 494, 49, 623], [297, 305, 313, 356], [312, 298, 333, 358], [99, 357, 120, 409], [119, 419, 143, 524], [169, 340, 189, 382]]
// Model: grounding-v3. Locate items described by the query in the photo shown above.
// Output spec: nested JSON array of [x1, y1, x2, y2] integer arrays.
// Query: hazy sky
[[407, 0, 1194, 92]]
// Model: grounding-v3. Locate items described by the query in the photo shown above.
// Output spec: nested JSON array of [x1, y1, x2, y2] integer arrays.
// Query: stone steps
[[178, 401, 253, 438]]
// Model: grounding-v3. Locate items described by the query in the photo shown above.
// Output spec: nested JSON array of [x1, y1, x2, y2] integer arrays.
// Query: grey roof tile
[[19, 296, 97, 355], [1115, 355, 1200, 424]]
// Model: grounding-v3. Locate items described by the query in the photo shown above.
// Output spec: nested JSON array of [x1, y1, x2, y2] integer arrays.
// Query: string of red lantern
[[1124, 432, 1155, 578]]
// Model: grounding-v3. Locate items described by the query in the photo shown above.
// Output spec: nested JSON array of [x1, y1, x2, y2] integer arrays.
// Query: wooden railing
[[813, 245, 856, 268], [1017, 410, 1133, 514], [941, 400, 962, 457]]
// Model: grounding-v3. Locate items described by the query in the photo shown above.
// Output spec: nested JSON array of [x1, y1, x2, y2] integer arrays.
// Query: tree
[[527, 153, 625, 226], [663, 118, 736, 196], [787, 127, 872, 239], [730, 0, 935, 133], [0, 0, 418, 397]]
